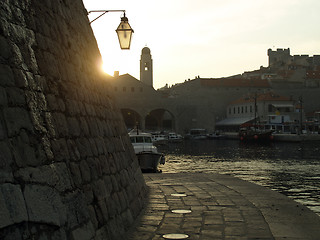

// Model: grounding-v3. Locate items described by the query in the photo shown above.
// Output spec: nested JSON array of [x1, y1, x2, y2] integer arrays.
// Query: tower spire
[[140, 47, 153, 87]]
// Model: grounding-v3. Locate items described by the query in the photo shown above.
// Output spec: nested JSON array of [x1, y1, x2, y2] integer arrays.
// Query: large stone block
[[65, 99, 80, 116], [66, 139, 81, 161], [69, 162, 82, 187], [63, 190, 89, 229], [0, 141, 14, 183], [97, 199, 109, 223], [3, 107, 34, 137], [51, 138, 70, 162], [79, 159, 91, 183], [98, 155, 110, 175], [87, 205, 98, 230], [94, 137, 106, 155], [88, 138, 98, 157], [6, 87, 26, 107], [0, 36, 11, 60], [121, 209, 134, 231], [14, 162, 73, 192], [0, 87, 8, 107], [0, 183, 28, 228], [11, 134, 38, 168], [79, 117, 89, 136], [46, 94, 59, 110], [0, 64, 15, 87], [23, 184, 66, 226], [76, 137, 93, 158], [92, 179, 107, 200], [12, 68, 28, 88], [0, 140, 12, 168], [88, 117, 99, 137], [71, 221, 95, 240], [86, 157, 101, 180], [67, 117, 80, 137], [52, 112, 68, 137]]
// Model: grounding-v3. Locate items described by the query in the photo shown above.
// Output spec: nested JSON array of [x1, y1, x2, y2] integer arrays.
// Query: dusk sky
[[83, 0, 320, 89]]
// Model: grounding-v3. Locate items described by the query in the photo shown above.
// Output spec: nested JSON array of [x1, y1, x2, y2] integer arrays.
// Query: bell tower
[[140, 47, 153, 87]]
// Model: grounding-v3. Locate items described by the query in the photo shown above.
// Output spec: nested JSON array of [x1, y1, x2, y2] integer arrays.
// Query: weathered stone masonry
[[0, 0, 146, 239]]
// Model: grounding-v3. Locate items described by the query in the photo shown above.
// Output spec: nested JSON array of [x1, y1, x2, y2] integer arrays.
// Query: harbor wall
[[0, 0, 146, 239]]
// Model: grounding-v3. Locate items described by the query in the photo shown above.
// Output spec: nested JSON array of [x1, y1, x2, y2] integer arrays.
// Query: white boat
[[207, 131, 226, 139], [151, 132, 168, 145], [129, 130, 165, 172], [167, 132, 183, 142], [185, 128, 207, 140]]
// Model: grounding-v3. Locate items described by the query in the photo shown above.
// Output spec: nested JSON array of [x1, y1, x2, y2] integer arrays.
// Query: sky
[[83, 0, 320, 89]]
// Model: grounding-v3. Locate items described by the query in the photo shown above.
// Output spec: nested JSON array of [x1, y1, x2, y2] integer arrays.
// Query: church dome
[[142, 47, 151, 54]]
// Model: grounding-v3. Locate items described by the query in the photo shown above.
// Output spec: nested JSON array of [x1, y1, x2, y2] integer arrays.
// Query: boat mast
[[136, 122, 139, 135], [254, 92, 257, 130], [299, 95, 303, 134]]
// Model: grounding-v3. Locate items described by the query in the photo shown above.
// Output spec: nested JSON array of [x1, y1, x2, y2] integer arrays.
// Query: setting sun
[[100, 50, 140, 78], [102, 61, 114, 76]]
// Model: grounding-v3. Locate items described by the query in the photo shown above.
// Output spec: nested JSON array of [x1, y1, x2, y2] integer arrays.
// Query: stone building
[[111, 45, 320, 135], [216, 92, 301, 132]]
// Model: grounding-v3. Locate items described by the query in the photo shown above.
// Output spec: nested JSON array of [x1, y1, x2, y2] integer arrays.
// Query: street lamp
[[88, 10, 134, 50]]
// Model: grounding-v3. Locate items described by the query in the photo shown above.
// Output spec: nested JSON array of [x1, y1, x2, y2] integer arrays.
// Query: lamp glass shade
[[116, 16, 134, 50]]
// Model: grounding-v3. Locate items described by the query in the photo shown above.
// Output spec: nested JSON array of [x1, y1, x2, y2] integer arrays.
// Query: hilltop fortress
[[112, 48, 320, 133]]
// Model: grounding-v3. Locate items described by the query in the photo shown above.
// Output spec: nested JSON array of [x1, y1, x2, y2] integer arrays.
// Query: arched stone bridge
[[109, 74, 217, 134], [117, 98, 178, 132]]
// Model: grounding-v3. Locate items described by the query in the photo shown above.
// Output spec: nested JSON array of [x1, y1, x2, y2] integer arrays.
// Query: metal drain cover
[[163, 233, 189, 239], [171, 193, 187, 197], [172, 209, 192, 214]]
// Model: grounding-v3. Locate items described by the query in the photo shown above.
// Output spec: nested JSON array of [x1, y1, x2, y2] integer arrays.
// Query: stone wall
[[0, 0, 146, 239]]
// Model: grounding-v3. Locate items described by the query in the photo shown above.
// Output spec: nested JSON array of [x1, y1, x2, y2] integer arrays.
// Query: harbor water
[[157, 139, 320, 216]]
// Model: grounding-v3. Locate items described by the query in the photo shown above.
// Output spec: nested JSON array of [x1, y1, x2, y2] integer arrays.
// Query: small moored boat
[[129, 130, 165, 172], [151, 132, 168, 145], [239, 127, 274, 142], [185, 128, 207, 140], [167, 132, 183, 142]]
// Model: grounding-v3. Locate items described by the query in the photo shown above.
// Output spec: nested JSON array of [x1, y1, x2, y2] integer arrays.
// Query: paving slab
[[126, 173, 320, 240]]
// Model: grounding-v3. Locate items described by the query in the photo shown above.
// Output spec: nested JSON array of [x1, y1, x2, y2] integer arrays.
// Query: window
[[238, 107, 240, 114], [245, 106, 247, 113], [144, 137, 152, 143], [131, 87, 134, 92], [229, 108, 231, 114], [268, 104, 273, 112], [241, 106, 244, 113], [250, 105, 253, 113]]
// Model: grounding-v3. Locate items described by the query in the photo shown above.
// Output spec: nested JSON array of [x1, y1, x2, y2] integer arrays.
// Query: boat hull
[[239, 130, 274, 142], [136, 152, 165, 172]]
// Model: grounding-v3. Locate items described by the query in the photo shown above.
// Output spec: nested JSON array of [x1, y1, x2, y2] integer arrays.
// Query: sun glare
[[102, 62, 113, 76]]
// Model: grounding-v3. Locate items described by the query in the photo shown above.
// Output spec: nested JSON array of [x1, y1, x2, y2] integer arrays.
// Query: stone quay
[[127, 173, 320, 240]]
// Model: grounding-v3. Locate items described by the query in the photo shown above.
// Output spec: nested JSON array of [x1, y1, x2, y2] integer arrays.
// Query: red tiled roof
[[229, 92, 291, 105]]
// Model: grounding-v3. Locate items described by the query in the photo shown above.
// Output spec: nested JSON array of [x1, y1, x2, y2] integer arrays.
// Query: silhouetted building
[[140, 47, 153, 87]]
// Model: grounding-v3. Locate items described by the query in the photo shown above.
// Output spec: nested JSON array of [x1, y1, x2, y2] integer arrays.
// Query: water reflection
[[158, 139, 320, 216]]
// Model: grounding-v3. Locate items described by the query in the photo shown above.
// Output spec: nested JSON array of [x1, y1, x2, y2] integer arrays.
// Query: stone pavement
[[126, 173, 320, 240]]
